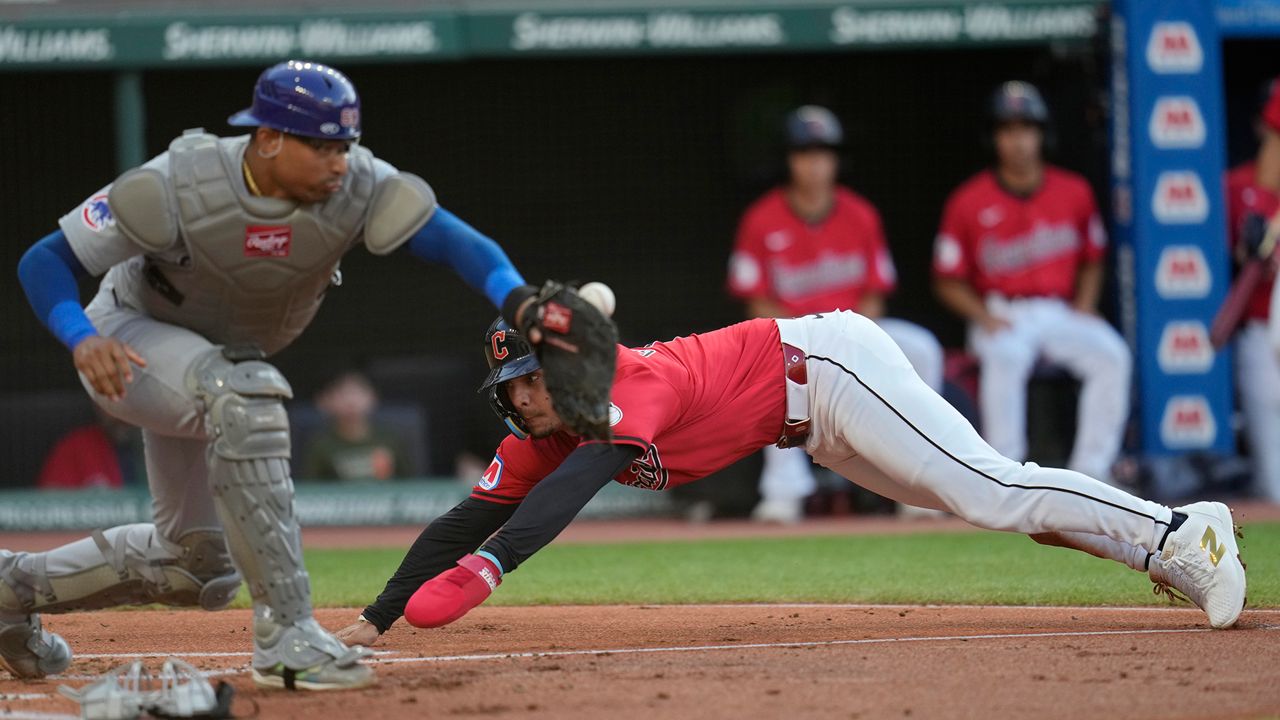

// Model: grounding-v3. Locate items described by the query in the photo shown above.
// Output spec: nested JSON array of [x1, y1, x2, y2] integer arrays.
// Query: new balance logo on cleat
[[1200, 526, 1224, 567]]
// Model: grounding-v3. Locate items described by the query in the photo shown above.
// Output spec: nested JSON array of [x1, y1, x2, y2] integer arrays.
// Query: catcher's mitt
[[516, 280, 618, 440]]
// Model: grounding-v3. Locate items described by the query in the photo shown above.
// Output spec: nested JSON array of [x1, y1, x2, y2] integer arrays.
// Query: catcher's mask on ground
[[480, 318, 541, 439]]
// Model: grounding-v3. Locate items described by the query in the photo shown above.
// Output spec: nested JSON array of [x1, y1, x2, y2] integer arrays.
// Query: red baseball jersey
[[932, 167, 1106, 299], [470, 319, 787, 505], [1226, 161, 1275, 322], [728, 187, 897, 316], [1265, 76, 1280, 133]]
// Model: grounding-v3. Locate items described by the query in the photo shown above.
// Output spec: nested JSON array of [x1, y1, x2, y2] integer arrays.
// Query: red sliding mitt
[[404, 554, 502, 628]]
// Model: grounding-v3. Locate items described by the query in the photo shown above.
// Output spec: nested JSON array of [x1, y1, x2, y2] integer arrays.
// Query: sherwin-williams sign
[[0, 2, 1101, 69], [0, 13, 460, 68]]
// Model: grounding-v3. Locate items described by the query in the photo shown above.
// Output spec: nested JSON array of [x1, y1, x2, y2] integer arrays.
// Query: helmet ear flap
[[487, 384, 531, 439]]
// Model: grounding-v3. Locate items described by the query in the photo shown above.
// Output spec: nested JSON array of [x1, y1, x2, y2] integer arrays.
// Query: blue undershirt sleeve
[[406, 207, 525, 308], [17, 230, 98, 351]]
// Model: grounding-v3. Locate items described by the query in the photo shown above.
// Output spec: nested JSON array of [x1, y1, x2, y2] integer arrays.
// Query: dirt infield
[[3, 604, 1277, 720]]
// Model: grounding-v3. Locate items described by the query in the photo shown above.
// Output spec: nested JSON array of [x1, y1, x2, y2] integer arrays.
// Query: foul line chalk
[[367, 627, 1221, 665]]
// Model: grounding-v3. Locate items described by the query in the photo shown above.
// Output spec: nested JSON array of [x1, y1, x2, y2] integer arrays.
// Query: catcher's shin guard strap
[[0, 527, 239, 615]]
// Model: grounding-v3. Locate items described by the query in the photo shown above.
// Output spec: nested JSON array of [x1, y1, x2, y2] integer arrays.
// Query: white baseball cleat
[[1149, 501, 1246, 629]]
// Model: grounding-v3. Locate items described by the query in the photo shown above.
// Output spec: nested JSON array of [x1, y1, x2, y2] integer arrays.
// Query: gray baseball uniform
[[0, 129, 435, 674]]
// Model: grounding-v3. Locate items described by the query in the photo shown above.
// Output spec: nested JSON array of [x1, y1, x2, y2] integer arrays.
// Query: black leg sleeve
[[361, 497, 517, 633], [479, 443, 641, 573]]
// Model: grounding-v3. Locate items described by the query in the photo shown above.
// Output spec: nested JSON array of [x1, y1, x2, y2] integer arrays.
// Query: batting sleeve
[[932, 193, 973, 280], [360, 496, 518, 633], [406, 207, 526, 309], [17, 231, 98, 350], [477, 443, 642, 574], [1079, 184, 1107, 263], [727, 210, 771, 300]]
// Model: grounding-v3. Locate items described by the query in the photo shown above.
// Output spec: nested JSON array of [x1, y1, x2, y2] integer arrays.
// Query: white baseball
[[578, 282, 616, 317]]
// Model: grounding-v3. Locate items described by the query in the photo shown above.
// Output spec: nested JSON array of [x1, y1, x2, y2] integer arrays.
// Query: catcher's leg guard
[[0, 527, 239, 616], [0, 527, 236, 679], [188, 347, 310, 624], [190, 348, 368, 688]]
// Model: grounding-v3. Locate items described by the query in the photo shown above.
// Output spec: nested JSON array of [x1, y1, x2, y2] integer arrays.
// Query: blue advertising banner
[[1110, 0, 1233, 455]]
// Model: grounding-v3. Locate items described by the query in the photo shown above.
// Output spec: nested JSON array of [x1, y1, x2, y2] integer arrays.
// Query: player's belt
[[776, 342, 811, 449]]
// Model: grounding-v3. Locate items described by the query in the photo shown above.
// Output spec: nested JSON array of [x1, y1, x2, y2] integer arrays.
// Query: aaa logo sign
[[1153, 172, 1208, 225], [1146, 21, 1202, 74], [1160, 395, 1216, 449], [1149, 96, 1205, 149], [1157, 321, 1213, 374], [1154, 246, 1211, 299]]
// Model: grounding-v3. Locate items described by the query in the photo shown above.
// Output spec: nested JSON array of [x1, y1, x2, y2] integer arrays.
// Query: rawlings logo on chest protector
[[244, 225, 292, 257]]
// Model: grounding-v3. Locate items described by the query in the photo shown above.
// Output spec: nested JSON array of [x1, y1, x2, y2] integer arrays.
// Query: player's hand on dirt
[[978, 314, 1012, 335], [73, 336, 146, 401], [335, 619, 381, 647]]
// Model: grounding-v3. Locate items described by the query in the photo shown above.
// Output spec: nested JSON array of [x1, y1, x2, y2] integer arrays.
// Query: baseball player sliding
[[335, 307, 1246, 647], [729, 105, 944, 522], [3, 60, 613, 691], [932, 81, 1130, 484]]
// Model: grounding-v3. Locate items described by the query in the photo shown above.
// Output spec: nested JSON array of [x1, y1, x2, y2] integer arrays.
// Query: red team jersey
[[1266, 79, 1280, 134], [1226, 161, 1275, 322], [470, 319, 787, 504], [728, 187, 897, 316], [932, 167, 1106, 299]]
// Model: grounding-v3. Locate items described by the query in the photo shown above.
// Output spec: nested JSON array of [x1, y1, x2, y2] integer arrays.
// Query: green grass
[[284, 521, 1280, 609]]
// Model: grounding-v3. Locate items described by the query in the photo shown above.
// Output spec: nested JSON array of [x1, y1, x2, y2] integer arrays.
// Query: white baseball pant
[[1236, 321, 1280, 502], [759, 317, 944, 504], [777, 311, 1173, 553], [969, 296, 1131, 483]]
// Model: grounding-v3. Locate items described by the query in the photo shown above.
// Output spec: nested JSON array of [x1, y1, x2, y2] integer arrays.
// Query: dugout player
[[1228, 78, 1280, 502], [3, 61, 544, 690], [337, 313, 1245, 646], [728, 105, 944, 522], [932, 81, 1130, 484]]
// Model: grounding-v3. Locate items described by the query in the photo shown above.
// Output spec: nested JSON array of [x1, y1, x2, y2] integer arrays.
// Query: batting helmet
[[228, 60, 361, 140], [784, 105, 844, 150], [990, 81, 1050, 126], [479, 318, 541, 439]]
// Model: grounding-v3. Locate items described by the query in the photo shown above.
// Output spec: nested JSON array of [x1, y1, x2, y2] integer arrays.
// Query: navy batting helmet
[[479, 318, 541, 439], [784, 105, 844, 150], [228, 60, 361, 140], [990, 81, 1050, 126]]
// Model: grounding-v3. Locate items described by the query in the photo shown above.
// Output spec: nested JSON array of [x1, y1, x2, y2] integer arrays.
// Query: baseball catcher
[[5, 60, 612, 690]]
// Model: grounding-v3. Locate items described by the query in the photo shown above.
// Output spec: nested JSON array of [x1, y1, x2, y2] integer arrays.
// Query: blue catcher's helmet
[[228, 60, 361, 140], [479, 318, 541, 439]]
